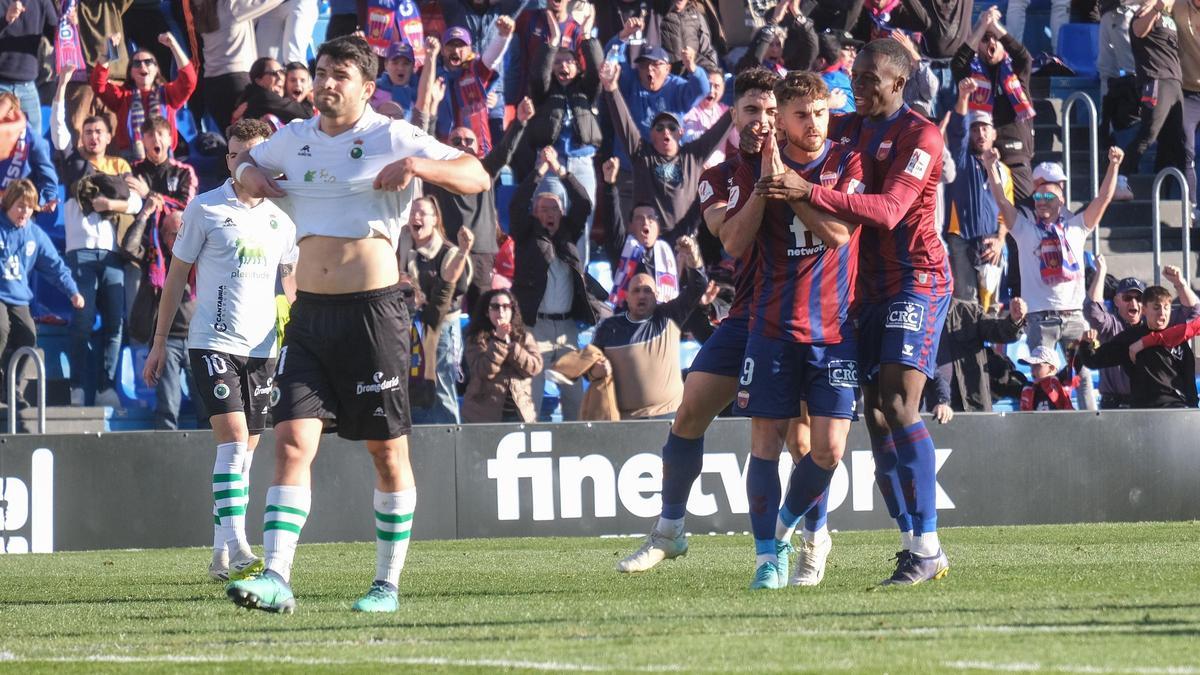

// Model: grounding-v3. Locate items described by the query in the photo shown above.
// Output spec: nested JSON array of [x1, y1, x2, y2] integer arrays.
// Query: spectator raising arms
[[0, 180, 84, 408], [600, 157, 679, 307], [433, 20, 515, 156], [952, 6, 1036, 200], [463, 288, 544, 424], [234, 56, 313, 129], [601, 57, 732, 243], [90, 32, 195, 159]]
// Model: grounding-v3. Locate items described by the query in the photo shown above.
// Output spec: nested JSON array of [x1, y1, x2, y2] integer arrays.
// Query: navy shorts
[[855, 289, 951, 384], [687, 315, 749, 378], [734, 332, 860, 420]]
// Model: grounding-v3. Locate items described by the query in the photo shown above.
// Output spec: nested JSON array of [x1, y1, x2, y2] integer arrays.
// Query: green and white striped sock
[[374, 488, 416, 587], [212, 442, 248, 555], [264, 485, 310, 583]]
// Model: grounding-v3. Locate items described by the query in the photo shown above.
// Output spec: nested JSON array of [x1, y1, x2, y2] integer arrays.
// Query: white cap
[[968, 110, 993, 127], [1032, 161, 1068, 186], [1020, 346, 1061, 370]]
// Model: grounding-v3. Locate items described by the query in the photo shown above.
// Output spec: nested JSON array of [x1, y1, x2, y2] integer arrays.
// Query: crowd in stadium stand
[[0, 0, 1197, 428]]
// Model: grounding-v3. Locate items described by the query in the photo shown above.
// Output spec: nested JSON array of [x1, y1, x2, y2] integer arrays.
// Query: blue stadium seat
[[1057, 24, 1099, 78]]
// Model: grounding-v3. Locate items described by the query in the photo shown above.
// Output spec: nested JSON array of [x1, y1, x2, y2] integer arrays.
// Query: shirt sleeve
[[1140, 316, 1200, 349], [248, 125, 293, 175], [171, 200, 206, 264], [390, 119, 466, 161], [721, 161, 756, 221], [277, 210, 299, 265], [808, 121, 943, 230], [834, 150, 865, 194], [697, 165, 730, 214]]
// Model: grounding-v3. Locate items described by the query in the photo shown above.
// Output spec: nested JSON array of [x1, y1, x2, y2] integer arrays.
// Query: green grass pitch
[[1, 522, 1199, 673]]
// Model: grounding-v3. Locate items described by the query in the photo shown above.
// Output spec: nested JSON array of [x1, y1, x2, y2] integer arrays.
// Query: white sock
[[212, 442, 247, 556], [374, 488, 416, 588], [801, 525, 829, 545], [913, 532, 940, 557], [212, 506, 227, 560], [229, 448, 255, 557], [900, 530, 914, 552], [653, 516, 685, 539], [774, 517, 796, 543], [755, 553, 778, 567], [263, 484, 310, 583]]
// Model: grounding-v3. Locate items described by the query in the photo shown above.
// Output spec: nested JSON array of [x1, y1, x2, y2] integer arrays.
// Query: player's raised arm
[[720, 125, 776, 257]]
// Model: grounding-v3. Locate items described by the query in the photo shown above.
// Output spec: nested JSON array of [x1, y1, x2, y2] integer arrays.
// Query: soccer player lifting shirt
[[143, 119, 298, 585], [725, 71, 863, 590], [224, 36, 490, 614], [760, 39, 953, 585], [616, 68, 820, 574]]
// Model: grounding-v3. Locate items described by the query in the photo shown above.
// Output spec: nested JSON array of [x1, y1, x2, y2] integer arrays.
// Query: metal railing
[[1150, 167, 1193, 286], [1062, 92, 1101, 253], [7, 347, 46, 434]]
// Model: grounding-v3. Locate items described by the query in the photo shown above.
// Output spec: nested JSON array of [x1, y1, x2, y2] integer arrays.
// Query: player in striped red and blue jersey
[[723, 71, 863, 589], [761, 39, 953, 586]]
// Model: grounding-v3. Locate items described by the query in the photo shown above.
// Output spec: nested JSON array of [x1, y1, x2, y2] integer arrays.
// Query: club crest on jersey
[[213, 381, 231, 400], [819, 171, 838, 185], [828, 360, 858, 388], [876, 139, 893, 161], [350, 138, 364, 159], [886, 302, 925, 332]]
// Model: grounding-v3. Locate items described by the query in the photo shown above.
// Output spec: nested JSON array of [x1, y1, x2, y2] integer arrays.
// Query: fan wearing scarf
[[89, 31, 196, 160], [950, 5, 1036, 200], [602, 158, 678, 309], [432, 20, 515, 157], [0, 91, 58, 212], [986, 147, 1126, 412]]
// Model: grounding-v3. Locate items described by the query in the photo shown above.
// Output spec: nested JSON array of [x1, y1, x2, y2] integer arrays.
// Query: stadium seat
[[1056, 24, 1099, 78], [587, 260, 613, 294]]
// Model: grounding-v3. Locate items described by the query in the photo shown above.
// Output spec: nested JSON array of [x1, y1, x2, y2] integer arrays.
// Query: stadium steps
[[0, 404, 109, 434]]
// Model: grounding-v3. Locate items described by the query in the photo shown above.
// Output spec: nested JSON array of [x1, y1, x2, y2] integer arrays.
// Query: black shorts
[[188, 349, 277, 432], [271, 285, 412, 440]]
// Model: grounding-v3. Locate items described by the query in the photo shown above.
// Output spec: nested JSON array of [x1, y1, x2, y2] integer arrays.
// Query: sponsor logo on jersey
[[252, 381, 272, 397], [828, 360, 858, 388], [356, 370, 401, 395], [304, 170, 316, 182], [727, 185, 741, 211], [697, 180, 714, 204], [213, 382, 231, 400], [297, 144, 312, 157], [222, 217, 236, 228], [235, 238, 268, 267], [214, 284, 228, 332], [904, 148, 931, 180], [902, 343, 914, 356], [886, 301, 925, 332]]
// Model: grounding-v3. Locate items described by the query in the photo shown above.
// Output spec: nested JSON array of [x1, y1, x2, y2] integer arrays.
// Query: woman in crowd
[[89, 33, 196, 159], [463, 288, 543, 424], [398, 196, 473, 425], [0, 180, 84, 405], [233, 57, 313, 129]]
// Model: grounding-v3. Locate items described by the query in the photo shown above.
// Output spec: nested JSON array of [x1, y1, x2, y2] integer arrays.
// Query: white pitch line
[[945, 660, 1200, 674], [2, 653, 688, 672]]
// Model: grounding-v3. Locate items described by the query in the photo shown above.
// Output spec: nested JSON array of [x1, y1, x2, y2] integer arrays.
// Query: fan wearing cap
[[951, 5, 1036, 200], [376, 42, 418, 115], [1079, 283, 1199, 408], [1018, 346, 1075, 411], [1084, 256, 1200, 408], [600, 57, 732, 243], [986, 145, 1125, 411], [431, 20, 515, 156], [603, 41, 710, 144], [815, 30, 860, 114], [945, 77, 1013, 310]]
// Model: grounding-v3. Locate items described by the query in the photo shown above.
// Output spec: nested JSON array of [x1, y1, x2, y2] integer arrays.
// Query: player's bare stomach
[[295, 235, 398, 295]]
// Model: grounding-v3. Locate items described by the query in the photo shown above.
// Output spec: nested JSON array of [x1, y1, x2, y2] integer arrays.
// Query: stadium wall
[[1, 410, 1197, 553]]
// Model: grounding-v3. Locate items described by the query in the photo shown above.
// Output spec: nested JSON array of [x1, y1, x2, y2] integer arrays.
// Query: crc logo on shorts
[[885, 302, 925, 332], [827, 360, 858, 388], [356, 371, 401, 395], [736, 390, 750, 409], [213, 382, 231, 400], [269, 385, 281, 407]]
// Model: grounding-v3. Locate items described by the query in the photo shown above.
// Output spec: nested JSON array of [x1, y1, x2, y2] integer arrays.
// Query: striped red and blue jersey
[[727, 140, 863, 344], [698, 155, 756, 321], [815, 105, 952, 304]]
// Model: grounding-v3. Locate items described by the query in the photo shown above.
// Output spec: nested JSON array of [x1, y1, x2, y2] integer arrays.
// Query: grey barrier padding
[[1, 410, 1198, 552]]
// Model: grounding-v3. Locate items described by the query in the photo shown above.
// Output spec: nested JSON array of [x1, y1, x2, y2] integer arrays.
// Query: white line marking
[[945, 660, 1200, 674], [2, 654, 686, 672]]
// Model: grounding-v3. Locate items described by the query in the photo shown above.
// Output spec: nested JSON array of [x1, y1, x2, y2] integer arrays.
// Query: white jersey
[[174, 180, 298, 357], [1011, 207, 1089, 315], [248, 106, 463, 248]]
